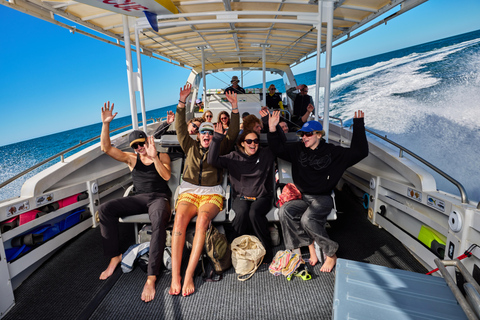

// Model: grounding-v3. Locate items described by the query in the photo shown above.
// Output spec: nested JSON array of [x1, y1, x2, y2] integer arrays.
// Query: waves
[[328, 34, 480, 201]]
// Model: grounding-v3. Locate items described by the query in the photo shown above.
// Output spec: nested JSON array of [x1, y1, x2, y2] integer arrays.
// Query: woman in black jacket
[[208, 124, 275, 261]]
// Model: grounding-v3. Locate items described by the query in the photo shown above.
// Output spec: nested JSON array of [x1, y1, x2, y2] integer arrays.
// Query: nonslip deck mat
[[4, 191, 427, 320]]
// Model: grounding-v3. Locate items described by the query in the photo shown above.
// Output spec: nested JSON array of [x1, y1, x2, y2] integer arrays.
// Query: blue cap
[[297, 120, 323, 133]]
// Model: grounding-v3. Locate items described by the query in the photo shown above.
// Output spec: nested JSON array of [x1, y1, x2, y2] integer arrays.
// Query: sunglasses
[[221, 117, 228, 120], [269, 88, 276, 91], [131, 141, 145, 149], [200, 130, 213, 135], [205, 114, 213, 118], [244, 138, 259, 145], [191, 123, 199, 131], [297, 132, 315, 137]]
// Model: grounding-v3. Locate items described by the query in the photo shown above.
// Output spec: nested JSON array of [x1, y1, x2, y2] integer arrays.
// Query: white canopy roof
[[3, 0, 428, 70]]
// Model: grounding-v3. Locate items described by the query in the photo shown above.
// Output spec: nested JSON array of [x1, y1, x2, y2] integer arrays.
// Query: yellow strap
[[152, 0, 178, 14]]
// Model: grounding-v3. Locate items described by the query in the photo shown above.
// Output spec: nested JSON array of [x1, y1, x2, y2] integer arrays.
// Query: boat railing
[[0, 119, 155, 192], [364, 128, 469, 204], [434, 258, 480, 319]]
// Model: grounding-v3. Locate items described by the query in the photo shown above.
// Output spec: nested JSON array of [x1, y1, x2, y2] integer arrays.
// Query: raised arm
[[153, 111, 175, 139], [348, 109, 369, 165], [100, 102, 132, 165], [221, 91, 240, 152], [207, 123, 229, 169], [145, 136, 171, 181], [175, 84, 195, 151]]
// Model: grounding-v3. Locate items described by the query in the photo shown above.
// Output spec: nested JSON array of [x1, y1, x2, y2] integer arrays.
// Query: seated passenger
[[170, 84, 239, 297], [98, 102, 172, 302], [240, 112, 250, 131], [202, 110, 214, 123], [242, 114, 263, 134], [187, 117, 203, 135], [279, 120, 289, 133], [217, 111, 230, 133], [265, 84, 284, 111], [224, 75, 246, 94], [153, 110, 175, 138], [267, 110, 369, 272], [208, 127, 275, 262]]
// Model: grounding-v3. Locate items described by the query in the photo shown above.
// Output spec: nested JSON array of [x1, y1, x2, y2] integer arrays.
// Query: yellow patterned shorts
[[176, 193, 224, 211]]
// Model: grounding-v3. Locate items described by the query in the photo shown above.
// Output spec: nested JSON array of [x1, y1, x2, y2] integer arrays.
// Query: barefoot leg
[[182, 203, 219, 297], [169, 201, 197, 296], [308, 243, 318, 266], [320, 254, 337, 272], [100, 254, 122, 280], [141, 275, 157, 302]]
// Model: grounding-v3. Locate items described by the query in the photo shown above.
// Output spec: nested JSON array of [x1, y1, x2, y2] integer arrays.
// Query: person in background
[[202, 110, 214, 123], [267, 110, 369, 272], [98, 102, 172, 303], [265, 84, 284, 111], [240, 111, 250, 131], [224, 75, 246, 94], [217, 111, 230, 133], [195, 99, 204, 112], [286, 84, 314, 126], [170, 84, 239, 297], [279, 120, 289, 134], [153, 111, 175, 139], [208, 127, 275, 262]]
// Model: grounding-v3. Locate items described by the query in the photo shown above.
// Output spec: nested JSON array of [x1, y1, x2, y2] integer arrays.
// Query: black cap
[[129, 130, 146, 147]]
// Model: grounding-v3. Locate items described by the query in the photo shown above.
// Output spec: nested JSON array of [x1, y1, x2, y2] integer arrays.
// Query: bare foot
[[100, 254, 122, 280], [320, 254, 337, 272], [182, 275, 195, 297], [169, 276, 182, 295], [141, 275, 156, 302], [308, 243, 318, 266]]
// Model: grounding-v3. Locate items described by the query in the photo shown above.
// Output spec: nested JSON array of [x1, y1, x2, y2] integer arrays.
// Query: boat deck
[[2, 187, 427, 320]]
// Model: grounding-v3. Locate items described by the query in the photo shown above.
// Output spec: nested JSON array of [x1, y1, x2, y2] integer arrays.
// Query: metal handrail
[[0, 119, 155, 191], [365, 128, 468, 204], [434, 259, 480, 320]]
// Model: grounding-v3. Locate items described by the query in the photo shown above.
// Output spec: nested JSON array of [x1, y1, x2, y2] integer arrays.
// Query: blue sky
[[1, 0, 480, 146]]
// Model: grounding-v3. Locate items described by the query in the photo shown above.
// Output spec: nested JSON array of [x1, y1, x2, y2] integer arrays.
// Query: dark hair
[[237, 130, 260, 150], [218, 111, 230, 126]]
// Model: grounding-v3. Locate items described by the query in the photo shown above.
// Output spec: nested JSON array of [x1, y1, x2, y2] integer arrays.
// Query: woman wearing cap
[[224, 75, 246, 94], [207, 126, 275, 262], [267, 110, 368, 272], [170, 83, 239, 297], [98, 102, 172, 302]]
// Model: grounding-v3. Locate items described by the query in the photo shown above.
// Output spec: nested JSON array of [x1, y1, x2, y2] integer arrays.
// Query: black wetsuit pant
[[98, 192, 170, 276], [231, 196, 273, 261]]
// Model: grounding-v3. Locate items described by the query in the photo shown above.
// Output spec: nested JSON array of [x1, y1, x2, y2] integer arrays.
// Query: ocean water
[[1, 29, 480, 203]]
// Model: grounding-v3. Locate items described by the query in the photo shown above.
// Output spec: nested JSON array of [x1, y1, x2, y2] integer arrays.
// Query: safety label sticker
[[407, 188, 422, 202], [6, 200, 30, 217], [427, 195, 445, 212]]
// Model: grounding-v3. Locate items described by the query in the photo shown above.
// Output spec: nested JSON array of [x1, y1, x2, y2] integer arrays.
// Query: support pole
[[201, 46, 206, 107], [135, 26, 147, 132], [314, 2, 323, 123], [322, 0, 334, 142], [262, 45, 266, 106], [122, 15, 138, 130]]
